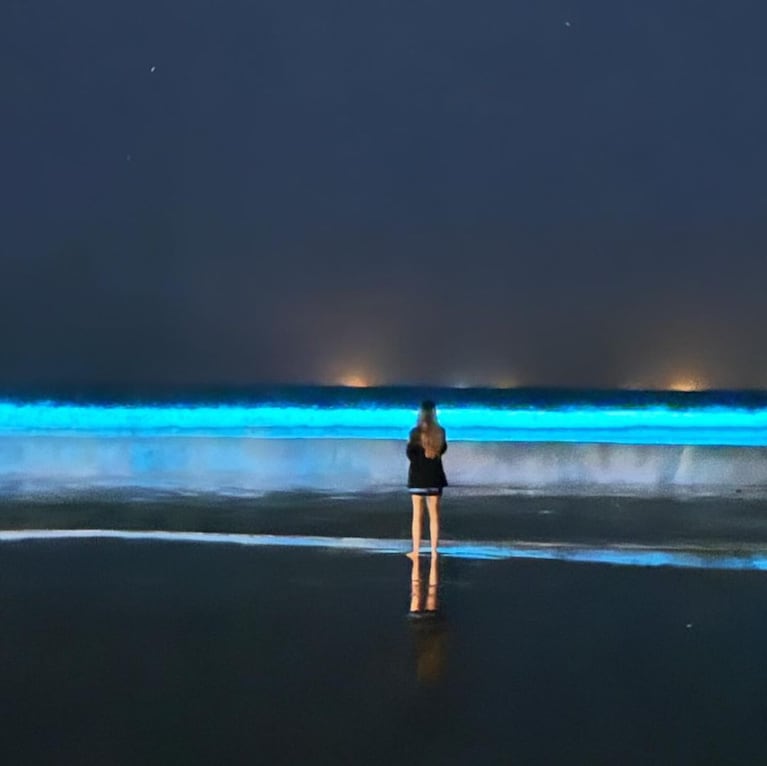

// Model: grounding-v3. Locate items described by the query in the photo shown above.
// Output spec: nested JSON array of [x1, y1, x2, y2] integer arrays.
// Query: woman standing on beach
[[407, 400, 448, 555]]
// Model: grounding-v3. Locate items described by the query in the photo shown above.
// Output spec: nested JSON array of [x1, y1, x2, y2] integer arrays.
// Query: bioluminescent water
[[4, 529, 767, 572], [5, 388, 767, 443], [2, 386, 767, 496]]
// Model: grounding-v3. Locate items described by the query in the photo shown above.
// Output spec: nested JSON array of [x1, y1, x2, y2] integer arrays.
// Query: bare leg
[[410, 553, 422, 612], [409, 494, 425, 557], [426, 494, 441, 554]]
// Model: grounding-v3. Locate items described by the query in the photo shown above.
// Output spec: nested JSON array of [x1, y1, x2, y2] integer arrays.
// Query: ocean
[[3, 384, 767, 499], [3, 385, 767, 763]]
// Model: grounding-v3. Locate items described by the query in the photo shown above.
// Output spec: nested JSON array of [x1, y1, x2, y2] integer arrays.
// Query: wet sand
[[2, 490, 767, 548], [3, 540, 767, 765]]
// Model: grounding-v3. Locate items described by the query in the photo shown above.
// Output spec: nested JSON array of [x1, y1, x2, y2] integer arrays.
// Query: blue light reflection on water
[[2, 402, 767, 445], [3, 529, 767, 571]]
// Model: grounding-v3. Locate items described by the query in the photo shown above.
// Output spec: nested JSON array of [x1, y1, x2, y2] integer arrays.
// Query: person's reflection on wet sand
[[407, 553, 448, 684]]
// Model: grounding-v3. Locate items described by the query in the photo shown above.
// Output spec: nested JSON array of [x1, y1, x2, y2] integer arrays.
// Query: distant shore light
[[668, 376, 707, 392], [338, 374, 370, 388]]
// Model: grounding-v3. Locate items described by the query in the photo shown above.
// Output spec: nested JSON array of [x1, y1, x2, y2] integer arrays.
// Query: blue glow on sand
[[2, 400, 767, 445], [4, 529, 767, 572]]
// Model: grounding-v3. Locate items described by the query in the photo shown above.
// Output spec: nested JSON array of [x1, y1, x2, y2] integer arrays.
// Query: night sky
[[3, 1, 767, 390]]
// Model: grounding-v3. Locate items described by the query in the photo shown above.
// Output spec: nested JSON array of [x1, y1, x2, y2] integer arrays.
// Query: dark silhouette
[[406, 400, 448, 555]]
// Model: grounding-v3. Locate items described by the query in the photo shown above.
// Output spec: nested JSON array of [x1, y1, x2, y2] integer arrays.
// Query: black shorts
[[408, 487, 443, 496]]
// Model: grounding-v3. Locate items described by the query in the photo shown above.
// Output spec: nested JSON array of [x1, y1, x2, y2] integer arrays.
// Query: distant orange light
[[339, 374, 369, 388], [668, 376, 706, 392]]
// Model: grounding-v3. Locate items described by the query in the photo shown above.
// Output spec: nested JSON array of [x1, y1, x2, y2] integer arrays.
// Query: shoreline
[[2, 490, 767, 549], [5, 529, 767, 571]]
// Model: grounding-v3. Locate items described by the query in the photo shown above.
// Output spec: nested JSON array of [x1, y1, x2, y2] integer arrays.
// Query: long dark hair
[[416, 400, 444, 458]]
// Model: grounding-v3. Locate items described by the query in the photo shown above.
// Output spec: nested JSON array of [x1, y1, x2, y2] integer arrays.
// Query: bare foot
[[406, 551, 419, 561]]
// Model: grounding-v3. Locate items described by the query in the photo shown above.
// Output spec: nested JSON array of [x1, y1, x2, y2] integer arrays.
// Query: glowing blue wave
[[4, 529, 767, 571], [3, 401, 767, 445]]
